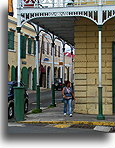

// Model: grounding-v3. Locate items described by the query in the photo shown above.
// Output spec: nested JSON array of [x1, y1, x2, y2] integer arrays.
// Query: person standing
[[62, 80, 75, 117]]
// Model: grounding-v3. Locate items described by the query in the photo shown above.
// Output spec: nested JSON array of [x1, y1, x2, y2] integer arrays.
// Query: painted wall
[[8, 16, 72, 89], [74, 17, 115, 115]]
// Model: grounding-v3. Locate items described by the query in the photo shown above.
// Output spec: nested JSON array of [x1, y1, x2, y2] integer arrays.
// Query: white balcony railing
[[21, 0, 115, 8]]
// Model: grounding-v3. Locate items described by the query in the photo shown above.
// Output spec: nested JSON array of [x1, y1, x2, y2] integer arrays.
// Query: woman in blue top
[[62, 80, 75, 117]]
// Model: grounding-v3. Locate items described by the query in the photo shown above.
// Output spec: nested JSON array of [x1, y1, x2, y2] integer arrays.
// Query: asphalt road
[[8, 123, 104, 134], [28, 89, 63, 111]]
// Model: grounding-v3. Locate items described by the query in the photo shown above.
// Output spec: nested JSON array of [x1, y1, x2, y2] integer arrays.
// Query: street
[[28, 89, 62, 111], [8, 122, 104, 134]]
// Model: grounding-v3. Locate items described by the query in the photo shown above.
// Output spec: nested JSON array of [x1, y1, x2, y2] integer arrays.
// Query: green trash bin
[[14, 87, 25, 121]]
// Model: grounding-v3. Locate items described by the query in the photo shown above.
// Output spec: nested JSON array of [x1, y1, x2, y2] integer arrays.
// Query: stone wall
[[74, 17, 115, 115]]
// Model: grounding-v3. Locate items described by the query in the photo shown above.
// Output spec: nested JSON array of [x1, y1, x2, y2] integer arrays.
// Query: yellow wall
[[8, 16, 72, 86], [74, 17, 115, 115]]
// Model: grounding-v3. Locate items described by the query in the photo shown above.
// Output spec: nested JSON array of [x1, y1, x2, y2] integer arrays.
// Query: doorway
[[28, 67, 32, 90]]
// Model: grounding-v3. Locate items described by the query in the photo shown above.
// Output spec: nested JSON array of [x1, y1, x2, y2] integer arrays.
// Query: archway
[[67, 67, 69, 81], [32, 68, 36, 90], [8, 64, 10, 81], [47, 66, 51, 88], [58, 67, 61, 78], [21, 67, 28, 89], [11, 65, 16, 81], [28, 67, 32, 90], [54, 67, 58, 78]]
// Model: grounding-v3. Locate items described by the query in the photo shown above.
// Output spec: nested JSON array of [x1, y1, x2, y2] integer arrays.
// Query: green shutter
[[8, 31, 14, 50], [21, 67, 28, 89], [20, 35, 26, 59], [33, 40, 36, 55], [11, 65, 16, 81], [28, 38, 32, 54]]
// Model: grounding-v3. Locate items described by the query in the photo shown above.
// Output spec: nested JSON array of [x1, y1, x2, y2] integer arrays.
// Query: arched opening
[[32, 68, 36, 90], [54, 67, 58, 78], [39, 64, 46, 88], [21, 67, 28, 89], [11, 65, 16, 81], [28, 67, 32, 90], [43, 65, 46, 88], [8, 64, 10, 81], [67, 67, 69, 81], [58, 67, 61, 78], [47, 66, 51, 88]]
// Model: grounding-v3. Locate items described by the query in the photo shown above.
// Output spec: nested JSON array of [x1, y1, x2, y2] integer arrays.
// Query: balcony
[[19, 0, 115, 45], [21, 0, 115, 8]]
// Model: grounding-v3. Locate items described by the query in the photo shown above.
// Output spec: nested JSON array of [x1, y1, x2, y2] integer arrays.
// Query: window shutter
[[28, 38, 32, 54], [33, 40, 36, 55], [11, 31, 14, 50], [8, 31, 14, 50], [20, 35, 26, 58], [8, 31, 11, 49]]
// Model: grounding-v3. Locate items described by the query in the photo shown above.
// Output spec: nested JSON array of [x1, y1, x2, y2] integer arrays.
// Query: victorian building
[[8, 15, 73, 90], [13, 0, 115, 115]]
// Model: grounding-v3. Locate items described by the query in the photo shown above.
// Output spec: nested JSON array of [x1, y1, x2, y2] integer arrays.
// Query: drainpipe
[[97, 25, 105, 120]]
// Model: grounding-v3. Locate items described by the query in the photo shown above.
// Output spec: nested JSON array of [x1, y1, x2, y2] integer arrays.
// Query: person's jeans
[[64, 98, 72, 115]]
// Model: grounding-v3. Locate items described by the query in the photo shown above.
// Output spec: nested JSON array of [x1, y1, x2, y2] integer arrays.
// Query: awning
[[29, 16, 76, 45]]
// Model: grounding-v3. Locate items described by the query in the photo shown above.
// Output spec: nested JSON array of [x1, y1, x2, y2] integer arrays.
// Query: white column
[[62, 46, 65, 84], [71, 50, 73, 83], [17, 0, 21, 87], [36, 27, 40, 85], [52, 37, 55, 84], [98, 26, 102, 87], [17, 31, 21, 87]]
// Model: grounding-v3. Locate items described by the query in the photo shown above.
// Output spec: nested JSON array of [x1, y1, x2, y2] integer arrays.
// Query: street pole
[[35, 26, 42, 112], [51, 35, 56, 107], [97, 25, 105, 120], [62, 44, 65, 87], [14, 0, 24, 121]]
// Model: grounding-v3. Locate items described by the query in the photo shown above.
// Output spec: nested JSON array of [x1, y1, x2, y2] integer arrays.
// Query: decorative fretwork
[[21, 10, 98, 25], [102, 9, 115, 24]]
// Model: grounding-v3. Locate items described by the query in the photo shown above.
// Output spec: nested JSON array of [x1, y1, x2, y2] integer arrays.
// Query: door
[[32, 68, 37, 90], [112, 41, 115, 113], [21, 67, 28, 89]]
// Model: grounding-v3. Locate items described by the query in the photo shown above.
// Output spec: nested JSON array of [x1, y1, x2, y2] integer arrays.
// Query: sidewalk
[[27, 87, 51, 94], [19, 103, 115, 128]]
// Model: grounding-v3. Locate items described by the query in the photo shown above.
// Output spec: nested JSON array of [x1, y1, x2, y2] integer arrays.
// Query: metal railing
[[21, 0, 115, 8]]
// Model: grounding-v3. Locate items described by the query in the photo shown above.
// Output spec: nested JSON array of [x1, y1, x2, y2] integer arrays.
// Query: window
[[8, 31, 14, 50], [58, 46, 60, 57], [55, 45, 57, 56], [47, 42, 49, 55]]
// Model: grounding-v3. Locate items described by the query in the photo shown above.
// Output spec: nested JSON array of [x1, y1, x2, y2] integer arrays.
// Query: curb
[[17, 120, 115, 127]]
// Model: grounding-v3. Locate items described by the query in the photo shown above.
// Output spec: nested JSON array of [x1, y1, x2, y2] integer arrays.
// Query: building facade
[[74, 17, 115, 115], [14, 0, 115, 115], [8, 16, 72, 90]]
